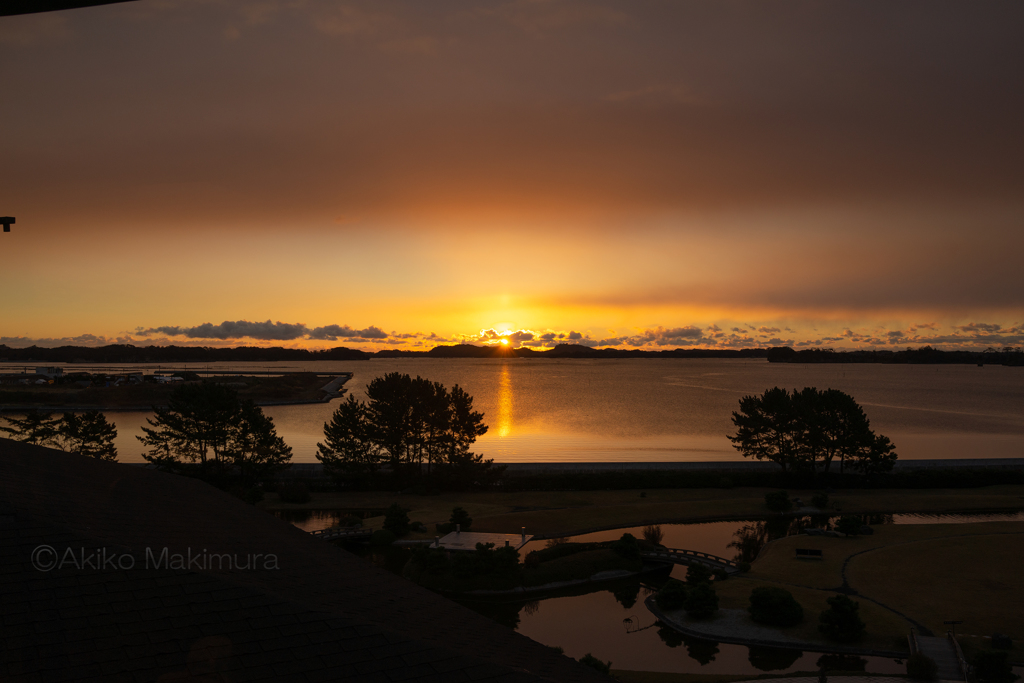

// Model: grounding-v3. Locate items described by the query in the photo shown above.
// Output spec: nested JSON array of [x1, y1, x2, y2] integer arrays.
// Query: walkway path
[[731, 677, 904, 683], [915, 635, 963, 682]]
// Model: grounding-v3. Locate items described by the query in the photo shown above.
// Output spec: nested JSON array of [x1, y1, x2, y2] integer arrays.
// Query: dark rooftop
[[0, 438, 609, 682]]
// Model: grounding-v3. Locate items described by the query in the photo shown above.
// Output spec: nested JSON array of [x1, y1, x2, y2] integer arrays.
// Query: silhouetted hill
[[767, 346, 1023, 365]]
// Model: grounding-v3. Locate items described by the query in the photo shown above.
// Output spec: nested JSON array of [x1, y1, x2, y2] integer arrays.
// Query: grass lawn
[[260, 485, 1024, 538], [712, 577, 912, 652], [735, 521, 1024, 660]]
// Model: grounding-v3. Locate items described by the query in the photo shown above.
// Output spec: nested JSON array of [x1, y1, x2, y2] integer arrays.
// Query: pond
[[276, 510, 1022, 676]]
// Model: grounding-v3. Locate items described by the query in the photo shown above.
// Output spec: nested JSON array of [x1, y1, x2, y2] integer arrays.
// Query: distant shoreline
[[2, 342, 1021, 364]]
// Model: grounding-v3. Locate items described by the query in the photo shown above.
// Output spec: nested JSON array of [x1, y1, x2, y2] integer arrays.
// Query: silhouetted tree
[[730, 387, 897, 475], [3, 410, 117, 461], [748, 586, 804, 627], [317, 395, 381, 487], [1, 410, 59, 446], [57, 411, 118, 461], [318, 373, 501, 488], [223, 401, 292, 486], [139, 383, 290, 486]]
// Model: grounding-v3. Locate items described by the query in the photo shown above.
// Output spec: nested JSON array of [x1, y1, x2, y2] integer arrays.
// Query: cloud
[[955, 322, 1002, 333], [309, 324, 388, 340], [136, 320, 390, 342], [137, 320, 308, 341]]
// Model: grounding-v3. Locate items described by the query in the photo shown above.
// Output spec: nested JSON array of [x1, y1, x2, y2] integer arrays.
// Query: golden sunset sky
[[2, 0, 1022, 351]]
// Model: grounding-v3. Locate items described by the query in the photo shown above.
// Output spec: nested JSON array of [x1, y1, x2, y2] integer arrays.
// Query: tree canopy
[[317, 373, 502, 489], [1, 409, 118, 462], [138, 382, 291, 486], [729, 387, 896, 475]]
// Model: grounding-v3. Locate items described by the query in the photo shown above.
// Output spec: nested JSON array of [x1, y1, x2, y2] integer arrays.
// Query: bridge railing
[[948, 631, 969, 683], [640, 547, 738, 567], [309, 526, 370, 539]]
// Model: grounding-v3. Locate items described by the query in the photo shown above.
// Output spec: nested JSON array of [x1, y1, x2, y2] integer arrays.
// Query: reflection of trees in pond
[[458, 600, 523, 631], [656, 622, 684, 648], [523, 600, 541, 616], [682, 635, 719, 665], [748, 645, 803, 671], [611, 582, 641, 609], [656, 625, 720, 665], [817, 654, 867, 672]]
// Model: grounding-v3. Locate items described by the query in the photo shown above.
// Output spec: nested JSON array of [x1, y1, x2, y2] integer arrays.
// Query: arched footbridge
[[309, 526, 372, 541], [640, 548, 741, 574]]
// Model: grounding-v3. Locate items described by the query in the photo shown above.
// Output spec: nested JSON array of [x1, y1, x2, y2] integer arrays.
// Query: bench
[[795, 548, 823, 559]]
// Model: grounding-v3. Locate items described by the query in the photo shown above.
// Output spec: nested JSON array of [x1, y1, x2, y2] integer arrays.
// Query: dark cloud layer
[[3, 0, 1023, 230], [136, 320, 389, 342]]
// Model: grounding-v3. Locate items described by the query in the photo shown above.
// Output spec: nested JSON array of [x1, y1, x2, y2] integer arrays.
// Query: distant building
[[34, 366, 63, 378]]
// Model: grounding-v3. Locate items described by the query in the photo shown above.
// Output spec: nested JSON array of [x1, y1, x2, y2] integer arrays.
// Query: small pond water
[[274, 509, 1022, 675]]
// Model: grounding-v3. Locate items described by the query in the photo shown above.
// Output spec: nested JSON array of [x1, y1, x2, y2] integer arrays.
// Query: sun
[[500, 339, 509, 345]]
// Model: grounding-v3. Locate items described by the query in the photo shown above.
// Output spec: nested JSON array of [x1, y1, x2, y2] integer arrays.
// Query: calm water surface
[[7, 358, 1020, 463], [312, 513, 1018, 677]]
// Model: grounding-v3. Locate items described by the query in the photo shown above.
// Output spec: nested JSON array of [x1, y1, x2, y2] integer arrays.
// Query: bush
[[835, 515, 862, 536], [765, 490, 792, 512], [748, 586, 804, 627], [712, 568, 729, 582], [973, 651, 1020, 683], [450, 506, 472, 530], [812, 492, 829, 509], [383, 503, 410, 536], [737, 561, 751, 573], [684, 582, 719, 619], [992, 634, 1013, 650], [578, 653, 611, 675], [818, 595, 865, 642], [370, 529, 396, 546], [656, 579, 688, 610], [277, 482, 311, 504], [906, 653, 938, 680], [611, 533, 640, 560], [642, 524, 664, 546], [435, 522, 453, 534], [685, 562, 713, 585]]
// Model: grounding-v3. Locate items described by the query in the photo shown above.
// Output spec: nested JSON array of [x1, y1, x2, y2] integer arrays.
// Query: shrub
[[748, 586, 804, 627], [493, 545, 520, 573], [642, 525, 664, 546], [370, 529, 396, 546], [835, 515, 862, 536], [765, 490, 792, 512], [611, 533, 640, 560], [383, 503, 410, 536], [578, 653, 611, 675], [451, 552, 475, 578], [906, 652, 938, 680], [818, 595, 865, 642], [277, 482, 311, 504], [655, 579, 688, 610], [684, 582, 719, 619], [992, 634, 1013, 650], [973, 651, 1020, 683], [685, 562, 713, 585], [812, 492, 829, 509], [737, 561, 751, 573], [450, 506, 472, 530], [435, 522, 453, 534], [712, 568, 729, 582]]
